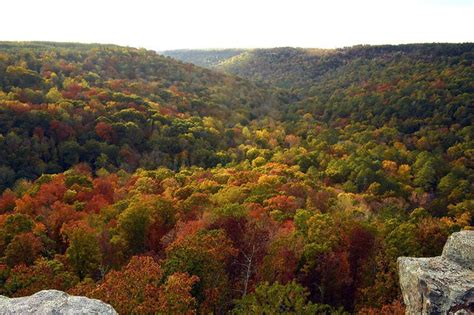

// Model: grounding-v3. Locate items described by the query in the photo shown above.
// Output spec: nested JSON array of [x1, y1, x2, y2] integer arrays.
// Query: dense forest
[[0, 42, 473, 314]]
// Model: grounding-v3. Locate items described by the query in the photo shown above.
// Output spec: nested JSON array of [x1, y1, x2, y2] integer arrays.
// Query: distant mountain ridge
[[161, 48, 245, 69], [163, 43, 474, 90], [165, 43, 473, 128]]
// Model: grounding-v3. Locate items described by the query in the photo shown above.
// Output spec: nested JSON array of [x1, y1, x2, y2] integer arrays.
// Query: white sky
[[1, 0, 473, 51]]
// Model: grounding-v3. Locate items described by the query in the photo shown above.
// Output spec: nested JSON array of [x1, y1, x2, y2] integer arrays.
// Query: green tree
[[62, 222, 102, 279], [233, 281, 345, 314]]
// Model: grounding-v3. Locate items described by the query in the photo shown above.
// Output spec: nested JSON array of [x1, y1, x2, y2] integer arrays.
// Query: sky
[[1, 0, 473, 51]]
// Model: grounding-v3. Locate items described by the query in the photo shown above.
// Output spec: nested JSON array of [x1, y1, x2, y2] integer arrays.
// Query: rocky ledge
[[398, 230, 474, 314], [0, 290, 117, 314]]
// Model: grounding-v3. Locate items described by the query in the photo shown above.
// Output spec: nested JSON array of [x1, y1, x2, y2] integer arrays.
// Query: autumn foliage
[[0, 42, 472, 313]]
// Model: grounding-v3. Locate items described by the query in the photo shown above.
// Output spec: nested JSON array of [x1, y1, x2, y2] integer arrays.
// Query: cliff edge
[[0, 290, 117, 314], [398, 230, 474, 314]]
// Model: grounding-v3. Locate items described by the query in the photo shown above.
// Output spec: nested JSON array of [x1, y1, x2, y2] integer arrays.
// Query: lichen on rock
[[398, 230, 474, 315], [0, 289, 117, 315]]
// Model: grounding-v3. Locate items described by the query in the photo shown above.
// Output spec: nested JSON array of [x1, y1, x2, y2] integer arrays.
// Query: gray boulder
[[398, 230, 474, 314], [0, 290, 117, 315]]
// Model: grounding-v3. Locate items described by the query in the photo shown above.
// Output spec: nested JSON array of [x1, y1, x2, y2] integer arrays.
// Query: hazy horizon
[[158, 42, 474, 52], [4, 40, 474, 53]]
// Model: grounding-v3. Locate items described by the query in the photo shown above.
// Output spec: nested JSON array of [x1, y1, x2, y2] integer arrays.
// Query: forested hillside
[[165, 44, 474, 91], [0, 42, 472, 314], [0, 42, 284, 191]]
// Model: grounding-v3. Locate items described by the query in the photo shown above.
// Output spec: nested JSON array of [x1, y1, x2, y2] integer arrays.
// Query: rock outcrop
[[0, 290, 117, 314], [398, 230, 474, 314]]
